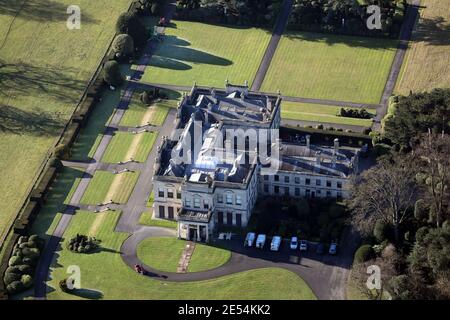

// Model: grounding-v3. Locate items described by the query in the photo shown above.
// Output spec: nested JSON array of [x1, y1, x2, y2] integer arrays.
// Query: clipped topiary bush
[[354, 244, 375, 264], [112, 34, 135, 60], [4, 272, 21, 286], [103, 60, 123, 87], [373, 219, 389, 243], [6, 281, 25, 294], [20, 274, 33, 288], [115, 12, 147, 48], [67, 234, 100, 254], [8, 256, 22, 267]]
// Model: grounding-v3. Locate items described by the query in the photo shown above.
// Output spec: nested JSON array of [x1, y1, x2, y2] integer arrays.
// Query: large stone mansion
[[152, 82, 363, 242]]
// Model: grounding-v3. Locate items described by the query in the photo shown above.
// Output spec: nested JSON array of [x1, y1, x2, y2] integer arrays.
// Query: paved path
[[250, 0, 294, 91], [373, 0, 421, 131], [33, 1, 177, 299]]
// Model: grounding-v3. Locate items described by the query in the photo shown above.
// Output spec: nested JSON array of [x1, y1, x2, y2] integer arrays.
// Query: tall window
[[284, 176, 290, 183], [185, 198, 191, 207], [316, 179, 321, 186], [295, 177, 300, 184], [217, 194, 223, 203], [274, 186, 279, 194], [194, 197, 201, 208], [337, 182, 342, 189], [236, 195, 242, 205], [177, 190, 182, 199], [226, 193, 233, 205], [326, 180, 332, 188], [167, 188, 174, 198], [305, 178, 310, 185], [274, 175, 279, 181], [158, 187, 164, 198]]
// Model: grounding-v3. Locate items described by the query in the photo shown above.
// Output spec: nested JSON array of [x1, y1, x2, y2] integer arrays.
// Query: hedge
[[0, 234, 19, 298]]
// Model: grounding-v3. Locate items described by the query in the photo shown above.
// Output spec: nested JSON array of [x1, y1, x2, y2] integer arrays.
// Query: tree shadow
[[148, 35, 233, 69], [0, 104, 64, 136], [67, 288, 104, 300], [283, 31, 398, 50], [0, 0, 98, 23], [149, 56, 192, 71], [412, 16, 450, 46], [0, 60, 85, 103]]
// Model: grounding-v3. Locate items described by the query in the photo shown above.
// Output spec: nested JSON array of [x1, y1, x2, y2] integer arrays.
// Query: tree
[[384, 88, 450, 150], [112, 34, 135, 60], [413, 132, 450, 227], [115, 12, 147, 49], [348, 154, 419, 244], [102, 61, 123, 87]]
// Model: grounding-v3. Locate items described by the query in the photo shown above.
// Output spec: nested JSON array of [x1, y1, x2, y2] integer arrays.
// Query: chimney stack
[[333, 138, 339, 155], [306, 135, 311, 149]]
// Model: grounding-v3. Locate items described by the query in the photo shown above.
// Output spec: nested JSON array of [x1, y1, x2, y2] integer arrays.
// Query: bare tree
[[348, 154, 419, 244], [413, 132, 450, 228]]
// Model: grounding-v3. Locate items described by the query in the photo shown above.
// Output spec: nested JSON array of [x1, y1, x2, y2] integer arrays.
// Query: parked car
[[244, 232, 256, 247], [290, 237, 298, 250], [329, 242, 338, 255], [256, 234, 266, 249], [270, 236, 282, 251], [299, 240, 308, 251], [316, 243, 325, 255]]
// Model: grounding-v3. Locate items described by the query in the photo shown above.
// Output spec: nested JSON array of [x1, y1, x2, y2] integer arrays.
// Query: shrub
[[4, 272, 21, 286], [112, 34, 135, 60], [5, 266, 22, 275], [8, 256, 22, 267], [18, 264, 33, 275], [115, 12, 147, 48], [103, 61, 123, 87], [21, 247, 40, 259], [67, 234, 100, 254], [20, 274, 33, 288], [354, 244, 375, 263], [59, 278, 75, 293], [6, 281, 25, 294]]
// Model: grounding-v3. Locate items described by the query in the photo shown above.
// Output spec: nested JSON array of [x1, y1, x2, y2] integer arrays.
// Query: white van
[[256, 234, 266, 249], [244, 232, 256, 247], [270, 236, 282, 251]]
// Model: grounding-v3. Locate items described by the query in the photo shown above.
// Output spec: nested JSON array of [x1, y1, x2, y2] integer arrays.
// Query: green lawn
[[30, 167, 84, 241], [101, 131, 158, 163], [27, 211, 317, 300], [282, 102, 375, 127], [262, 32, 397, 104], [0, 0, 132, 244], [80, 170, 139, 205], [138, 212, 177, 229], [138, 20, 272, 87], [189, 243, 232, 273], [120, 94, 178, 127], [136, 237, 231, 273], [71, 88, 123, 160]]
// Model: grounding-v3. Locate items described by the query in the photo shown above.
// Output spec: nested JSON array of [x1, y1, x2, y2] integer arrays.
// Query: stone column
[[197, 225, 200, 242]]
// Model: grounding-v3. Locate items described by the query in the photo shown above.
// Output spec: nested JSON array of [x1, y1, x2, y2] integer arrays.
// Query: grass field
[[71, 88, 122, 160], [396, 0, 450, 95], [31, 211, 317, 300], [138, 20, 272, 87], [101, 131, 158, 163], [262, 32, 397, 103], [138, 212, 177, 229], [120, 91, 180, 127], [0, 0, 132, 241], [30, 167, 84, 241], [137, 237, 231, 273], [281, 102, 375, 127], [80, 170, 139, 205]]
